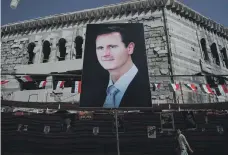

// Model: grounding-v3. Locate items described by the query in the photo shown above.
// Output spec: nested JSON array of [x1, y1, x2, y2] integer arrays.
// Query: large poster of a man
[[80, 24, 151, 108]]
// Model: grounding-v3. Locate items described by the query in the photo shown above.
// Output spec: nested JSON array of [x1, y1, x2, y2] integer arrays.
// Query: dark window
[[42, 40, 51, 63], [74, 36, 83, 59], [221, 48, 228, 68], [200, 38, 209, 61], [27, 42, 36, 64], [57, 38, 67, 61], [210, 43, 220, 66]]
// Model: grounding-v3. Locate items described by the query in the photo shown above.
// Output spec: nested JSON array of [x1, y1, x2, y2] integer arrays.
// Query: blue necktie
[[103, 85, 119, 108]]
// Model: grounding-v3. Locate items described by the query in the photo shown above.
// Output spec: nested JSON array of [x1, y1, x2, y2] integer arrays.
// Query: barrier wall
[[2, 111, 228, 155]]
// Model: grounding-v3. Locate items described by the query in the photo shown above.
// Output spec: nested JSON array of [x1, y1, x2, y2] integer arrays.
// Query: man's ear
[[127, 42, 135, 54]]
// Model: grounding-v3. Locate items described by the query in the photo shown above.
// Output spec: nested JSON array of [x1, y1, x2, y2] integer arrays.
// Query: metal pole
[[179, 82, 185, 104], [162, 8, 177, 104], [115, 110, 121, 155]]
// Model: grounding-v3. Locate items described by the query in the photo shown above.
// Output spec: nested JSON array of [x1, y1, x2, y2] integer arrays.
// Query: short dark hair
[[176, 129, 181, 133], [96, 25, 133, 47]]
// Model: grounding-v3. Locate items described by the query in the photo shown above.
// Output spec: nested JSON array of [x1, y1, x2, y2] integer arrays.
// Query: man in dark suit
[[82, 25, 151, 108], [80, 24, 151, 108]]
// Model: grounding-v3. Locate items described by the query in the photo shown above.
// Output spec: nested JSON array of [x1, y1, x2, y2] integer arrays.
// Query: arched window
[[74, 36, 83, 59], [27, 42, 36, 64], [42, 40, 51, 63], [200, 38, 209, 61], [221, 48, 228, 68], [210, 43, 220, 66], [57, 38, 67, 61]]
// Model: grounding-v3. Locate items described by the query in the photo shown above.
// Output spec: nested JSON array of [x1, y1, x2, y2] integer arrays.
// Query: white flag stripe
[[202, 85, 212, 94], [39, 81, 46, 88], [56, 81, 64, 88], [171, 84, 179, 91], [218, 85, 226, 95], [75, 81, 79, 93]]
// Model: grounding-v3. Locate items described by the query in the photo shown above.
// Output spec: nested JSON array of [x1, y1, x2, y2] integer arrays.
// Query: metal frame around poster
[[115, 110, 121, 155], [160, 112, 175, 131]]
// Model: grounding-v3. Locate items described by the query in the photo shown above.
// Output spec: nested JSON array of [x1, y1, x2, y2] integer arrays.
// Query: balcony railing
[[14, 59, 83, 74]]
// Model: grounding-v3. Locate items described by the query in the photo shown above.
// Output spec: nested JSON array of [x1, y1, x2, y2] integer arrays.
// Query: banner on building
[[147, 126, 156, 138], [80, 23, 151, 108], [44, 125, 50, 134], [217, 125, 224, 135], [78, 111, 94, 120], [182, 111, 197, 129], [93, 127, 99, 135], [160, 112, 175, 131]]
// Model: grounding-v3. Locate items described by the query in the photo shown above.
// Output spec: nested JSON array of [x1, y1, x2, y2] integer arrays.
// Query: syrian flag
[[217, 85, 228, 95], [39, 81, 47, 88], [184, 84, 197, 92], [1, 80, 9, 85], [152, 83, 161, 91], [200, 84, 214, 94], [56, 81, 65, 89], [169, 83, 180, 92], [71, 81, 82, 93], [20, 75, 33, 82]]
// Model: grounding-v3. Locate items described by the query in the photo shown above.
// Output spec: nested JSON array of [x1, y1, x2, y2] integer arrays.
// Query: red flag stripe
[[39, 81, 47, 88], [24, 76, 33, 81], [1, 80, 9, 85], [78, 81, 82, 93], [20, 75, 33, 82], [205, 84, 214, 94], [221, 85, 228, 93], [57, 81, 65, 88]]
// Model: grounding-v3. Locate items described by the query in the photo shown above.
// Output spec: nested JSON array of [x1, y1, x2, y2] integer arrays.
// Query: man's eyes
[[96, 45, 118, 50], [109, 45, 117, 48], [96, 47, 103, 50]]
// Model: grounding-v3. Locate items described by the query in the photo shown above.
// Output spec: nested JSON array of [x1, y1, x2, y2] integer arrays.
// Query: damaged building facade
[[1, 0, 228, 104]]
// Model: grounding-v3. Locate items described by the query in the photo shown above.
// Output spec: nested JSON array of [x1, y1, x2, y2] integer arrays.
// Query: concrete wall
[[166, 9, 228, 103], [1, 26, 85, 73]]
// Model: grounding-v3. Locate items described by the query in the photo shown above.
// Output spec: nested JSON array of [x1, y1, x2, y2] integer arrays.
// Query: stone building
[[1, 0, 228, 104]]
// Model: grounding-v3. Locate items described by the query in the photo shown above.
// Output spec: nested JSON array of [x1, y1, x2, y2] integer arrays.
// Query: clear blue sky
[[1, 0, 228, 26]]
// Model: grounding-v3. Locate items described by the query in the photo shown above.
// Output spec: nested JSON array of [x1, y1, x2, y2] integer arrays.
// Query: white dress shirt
[[103, 64, 138, 108]]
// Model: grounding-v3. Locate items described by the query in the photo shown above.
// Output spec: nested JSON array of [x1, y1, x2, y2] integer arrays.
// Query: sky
[[1, 0, 228, 26]]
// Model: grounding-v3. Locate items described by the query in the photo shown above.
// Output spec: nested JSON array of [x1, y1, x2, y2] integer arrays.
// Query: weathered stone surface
[[1, 5, 227, 104], [160, 69, 170, 75]]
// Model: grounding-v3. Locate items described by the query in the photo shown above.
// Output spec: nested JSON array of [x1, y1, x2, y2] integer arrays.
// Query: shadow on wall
[[210, 43, 220, 66], [42, 40, 51, 63], [74, 36, 83, 59], [27, 42, 36, 64], [57, 38, 67, 61]]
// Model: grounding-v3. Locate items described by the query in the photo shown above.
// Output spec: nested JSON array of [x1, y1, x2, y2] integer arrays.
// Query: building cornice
[[1, 0, 227, 38]]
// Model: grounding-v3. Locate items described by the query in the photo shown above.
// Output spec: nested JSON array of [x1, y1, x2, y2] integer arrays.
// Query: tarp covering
[[2, 112, 228, 155]]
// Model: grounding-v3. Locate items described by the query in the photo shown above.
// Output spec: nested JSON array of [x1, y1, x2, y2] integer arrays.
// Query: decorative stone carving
[[1, 38, 29, 73], [1, 0, 227, 38]]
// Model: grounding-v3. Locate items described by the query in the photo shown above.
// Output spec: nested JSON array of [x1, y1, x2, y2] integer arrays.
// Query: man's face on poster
[[96, 32, 134, 71]]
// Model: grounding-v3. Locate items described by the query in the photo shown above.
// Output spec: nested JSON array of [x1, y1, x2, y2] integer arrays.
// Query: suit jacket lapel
[[120, 72, 139, 107]]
